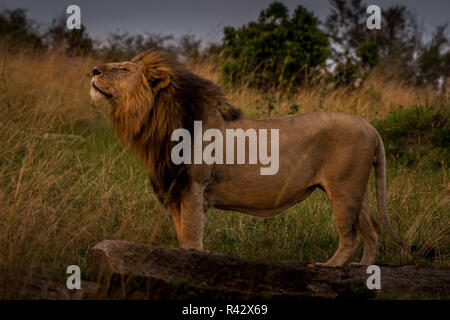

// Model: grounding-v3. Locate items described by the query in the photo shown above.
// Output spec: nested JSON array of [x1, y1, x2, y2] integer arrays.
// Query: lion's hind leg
[[316, 184, 365, 267], [316, 203, 360, 267], [352, 190, 381, 266]]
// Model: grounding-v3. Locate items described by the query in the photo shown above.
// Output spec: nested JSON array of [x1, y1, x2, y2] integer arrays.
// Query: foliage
[[325, 0, 418, 62], [372, 105, 449, 167], [357, 41, 379, 68], [178, 34, 201, 59], [287, 103, 300, 115], [0, 8, 45, 50], [325, 0, 419, 84], [220, 2, 329, 88], [98, 32, 174, 61], [47, 15, 93, 56], [416, 24, 450, 89], [333, 59, 361, 87], [0, 4, 448, 90]]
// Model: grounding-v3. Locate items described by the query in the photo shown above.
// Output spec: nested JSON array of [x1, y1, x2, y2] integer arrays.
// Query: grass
[[0, 46, 448, 299]]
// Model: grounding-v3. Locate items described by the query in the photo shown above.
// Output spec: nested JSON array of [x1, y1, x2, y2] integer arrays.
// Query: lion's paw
[[315, 262, 340, 267]]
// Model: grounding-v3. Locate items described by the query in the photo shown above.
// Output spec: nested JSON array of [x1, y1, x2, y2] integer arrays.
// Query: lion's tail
[[374, 132, 408, 251]]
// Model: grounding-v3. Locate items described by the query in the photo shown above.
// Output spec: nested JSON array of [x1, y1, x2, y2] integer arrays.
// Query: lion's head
[[90, 50, 241, 207], [90, 52, 175, 103]]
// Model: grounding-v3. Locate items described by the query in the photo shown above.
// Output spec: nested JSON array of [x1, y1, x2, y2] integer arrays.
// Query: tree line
[[1, 1, 448, 90]]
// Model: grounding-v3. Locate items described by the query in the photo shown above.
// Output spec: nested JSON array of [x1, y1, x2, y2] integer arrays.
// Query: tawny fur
[[91, 50, 406, 266]]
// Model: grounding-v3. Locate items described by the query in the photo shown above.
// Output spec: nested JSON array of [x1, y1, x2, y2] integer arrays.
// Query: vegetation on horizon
[[1, 0, 449, 90]]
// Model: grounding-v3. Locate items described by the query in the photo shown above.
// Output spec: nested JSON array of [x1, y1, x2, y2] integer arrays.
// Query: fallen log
[[89, 240, 450, 299], [25, 274, 99, 299]]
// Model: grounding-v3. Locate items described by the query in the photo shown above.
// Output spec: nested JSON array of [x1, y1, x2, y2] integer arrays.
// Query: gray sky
[[1, 0, 449, 44]]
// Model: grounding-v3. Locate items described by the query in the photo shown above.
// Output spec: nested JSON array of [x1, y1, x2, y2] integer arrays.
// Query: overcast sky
[[1, 0, 449, 44]]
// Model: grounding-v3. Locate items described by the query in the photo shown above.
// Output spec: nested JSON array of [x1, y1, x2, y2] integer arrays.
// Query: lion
[[90, 50, 406, 266]]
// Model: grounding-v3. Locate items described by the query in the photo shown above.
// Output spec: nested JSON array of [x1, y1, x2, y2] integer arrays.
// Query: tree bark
[[89, 240, 450, 299]]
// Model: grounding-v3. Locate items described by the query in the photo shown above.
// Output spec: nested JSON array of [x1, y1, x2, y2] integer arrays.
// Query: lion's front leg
[[171, 205, 182, 244], [177, 181, 206, 250]]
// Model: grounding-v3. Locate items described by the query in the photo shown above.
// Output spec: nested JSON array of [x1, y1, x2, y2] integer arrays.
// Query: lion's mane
[[109, 50, 241, 207]]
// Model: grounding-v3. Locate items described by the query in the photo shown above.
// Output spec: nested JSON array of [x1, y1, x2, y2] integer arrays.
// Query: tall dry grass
[[190, 57, 442, 119], [0, 46, 448, 299], [0, 46, 172, 298]]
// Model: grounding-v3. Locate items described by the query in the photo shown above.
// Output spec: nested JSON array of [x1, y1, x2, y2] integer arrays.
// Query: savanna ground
[[0, 45, 448, 299]]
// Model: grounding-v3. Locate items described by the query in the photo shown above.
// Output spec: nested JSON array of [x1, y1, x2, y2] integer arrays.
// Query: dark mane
[[112, 50, 241, 207]]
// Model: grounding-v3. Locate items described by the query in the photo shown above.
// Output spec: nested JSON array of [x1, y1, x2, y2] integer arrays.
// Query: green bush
[[220, 2, 329, 88], [0, 8, 45, 50], [357, 41, 380, 68], [333, 60, 361, 87], [372, 105, 449, 167]]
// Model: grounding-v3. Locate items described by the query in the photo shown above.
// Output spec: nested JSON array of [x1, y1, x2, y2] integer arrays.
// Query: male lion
[[90, 50, 406, 266]]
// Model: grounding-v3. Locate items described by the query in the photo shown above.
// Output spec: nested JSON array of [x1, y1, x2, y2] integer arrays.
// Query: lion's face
[[90, 61, 145, 102]]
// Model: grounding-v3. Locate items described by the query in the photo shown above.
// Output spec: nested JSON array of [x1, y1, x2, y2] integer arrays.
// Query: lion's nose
[[92, 67, 102, 76]]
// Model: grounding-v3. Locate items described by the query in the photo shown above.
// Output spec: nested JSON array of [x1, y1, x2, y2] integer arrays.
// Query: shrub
[[0, 8, 45, 51], [333, 60, 361, 87], [357, 41, 380, 68], [372, 105, 449, 167], [220, 2, 329, 88]]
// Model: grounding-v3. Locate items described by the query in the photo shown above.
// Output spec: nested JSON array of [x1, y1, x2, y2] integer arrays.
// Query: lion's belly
[[209, 184, 316, 217], [206, 156, 320, 217]]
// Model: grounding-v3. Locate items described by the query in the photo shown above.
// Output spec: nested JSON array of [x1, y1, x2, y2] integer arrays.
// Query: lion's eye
[[119, 68, 129, 72]]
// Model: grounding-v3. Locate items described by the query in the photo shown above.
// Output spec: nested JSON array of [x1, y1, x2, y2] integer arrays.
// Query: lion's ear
[[149, 73, 171, 92]]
